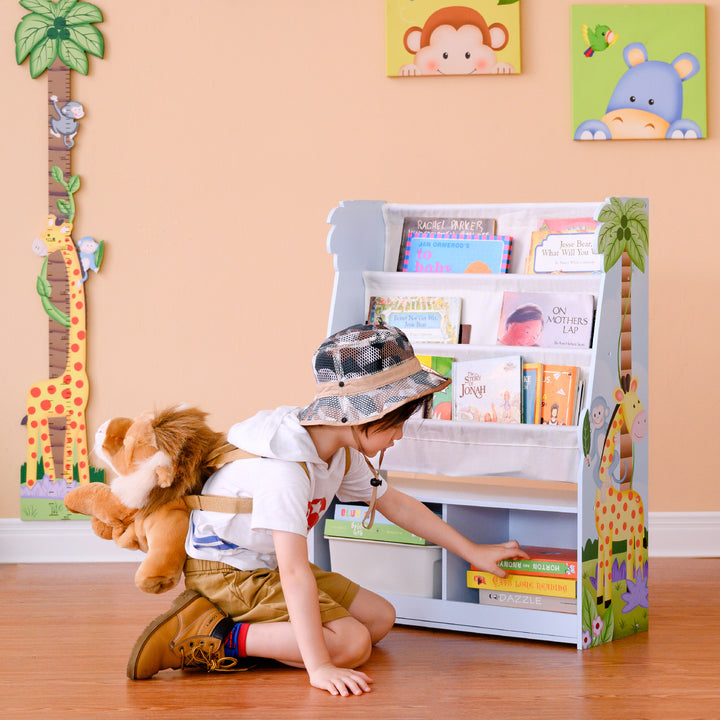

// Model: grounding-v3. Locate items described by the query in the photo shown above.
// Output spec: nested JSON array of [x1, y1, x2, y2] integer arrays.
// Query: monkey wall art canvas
[[571, 4, 707, 140], [386, 0, 521, 77]]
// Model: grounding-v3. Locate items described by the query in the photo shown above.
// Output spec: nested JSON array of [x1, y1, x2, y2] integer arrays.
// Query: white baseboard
[[0, 512, 718, 564]]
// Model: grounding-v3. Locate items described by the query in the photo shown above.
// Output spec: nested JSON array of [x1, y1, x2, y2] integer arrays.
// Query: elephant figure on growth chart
[[575, 41, 702, 140]]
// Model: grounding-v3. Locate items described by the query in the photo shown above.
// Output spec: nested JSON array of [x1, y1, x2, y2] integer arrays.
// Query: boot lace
[[180, 645, 243, 673]]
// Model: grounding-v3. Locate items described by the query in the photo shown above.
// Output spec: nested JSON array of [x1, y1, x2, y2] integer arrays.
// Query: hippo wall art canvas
[[571, 4, 706, 141]]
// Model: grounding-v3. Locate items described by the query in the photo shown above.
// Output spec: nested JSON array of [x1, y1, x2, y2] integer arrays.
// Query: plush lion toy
[[65, 405, 226, 594]]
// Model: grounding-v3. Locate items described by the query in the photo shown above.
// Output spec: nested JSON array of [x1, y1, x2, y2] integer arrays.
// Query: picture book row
[[421, 354, 584, 426], [395, 215, 602, 276], [325, 504, 577, 614]]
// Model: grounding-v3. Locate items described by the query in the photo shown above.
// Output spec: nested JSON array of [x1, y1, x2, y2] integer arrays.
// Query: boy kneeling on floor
[[128, 323, 528, 696]]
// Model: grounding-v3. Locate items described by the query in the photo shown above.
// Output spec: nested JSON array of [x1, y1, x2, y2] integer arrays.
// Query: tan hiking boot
[[127, 589, 238, 680]]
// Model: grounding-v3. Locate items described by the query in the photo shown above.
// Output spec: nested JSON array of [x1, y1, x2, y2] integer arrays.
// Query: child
[[127, 324, 528, 696]]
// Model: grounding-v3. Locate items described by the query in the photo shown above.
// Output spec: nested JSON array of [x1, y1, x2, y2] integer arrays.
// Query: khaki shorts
[[184, 558, 360, 625]]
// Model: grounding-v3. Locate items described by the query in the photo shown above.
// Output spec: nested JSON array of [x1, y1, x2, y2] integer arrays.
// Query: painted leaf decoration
[[582, 410, 591, 456], [608, 196, 625, 216], [28, 35, 58, 78], [603, 233, 624, 272], [67, 174, 81, 194], [94, 241, 104, 271], [19, 0, 56, 18], [66, 24, 103, 58], [36, 268, 51, 298], [582, 585, 597, 630], [51, 165, 64, 183], [65, 2, 103, 25], [599, 606, 614, 643], [58, 39, 89, 74], [15, 14, 52, 64], [55, 0, 80, 15], [622, 198, 646, 214], [626, 207, 649, 254], [57, 198, 71, 217], [625, 235, 645, 273], [596, 221, 617, 253], [42, 296, 71, 327], [596, 205, 617, 224]]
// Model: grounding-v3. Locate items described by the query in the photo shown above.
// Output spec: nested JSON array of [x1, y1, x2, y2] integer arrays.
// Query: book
[[497, 291, 595, 349], [334, 503, 392, 525], [396, 216, 496, 271], [496, 546, 578, 579], [324, 518, 431, 546], [417, 355, 454, 419], [368, 296, 462, 344], [452, 355, 522, 423], [467, 570, 577, 598], [522, 362, 543, 424], [477, 589, 577, 614], [401, 231, 512, 275], [525, 217, 603, 274], [540, 364, 580, 426]]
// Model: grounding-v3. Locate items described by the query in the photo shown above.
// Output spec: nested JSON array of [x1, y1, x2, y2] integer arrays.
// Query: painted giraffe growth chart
[[16, 0, 107, 520]]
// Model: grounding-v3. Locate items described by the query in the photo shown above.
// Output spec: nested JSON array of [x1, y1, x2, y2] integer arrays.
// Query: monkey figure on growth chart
[[49, 94, 85, 149]]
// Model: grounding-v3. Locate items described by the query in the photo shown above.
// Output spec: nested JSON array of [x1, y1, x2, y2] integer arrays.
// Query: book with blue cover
[[401, 231, 512, 274]]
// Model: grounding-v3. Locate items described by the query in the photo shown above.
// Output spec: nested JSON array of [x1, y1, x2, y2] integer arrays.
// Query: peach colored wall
[[2, 0, 717, 519]]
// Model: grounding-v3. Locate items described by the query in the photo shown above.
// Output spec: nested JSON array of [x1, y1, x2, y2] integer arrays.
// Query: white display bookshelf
[[311, 200, 649, 649]]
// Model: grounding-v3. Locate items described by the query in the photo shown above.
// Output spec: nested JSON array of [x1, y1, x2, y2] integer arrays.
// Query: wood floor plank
[[2, 558, 718, 719]]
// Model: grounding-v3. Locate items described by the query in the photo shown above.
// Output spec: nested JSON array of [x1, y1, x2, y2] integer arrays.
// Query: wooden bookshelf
[[312, 199, 649, 649]]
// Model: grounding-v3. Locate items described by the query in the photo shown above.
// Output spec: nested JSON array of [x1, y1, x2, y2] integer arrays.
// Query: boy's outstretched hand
[[310, 663, 373, 696], [469, 540, 529, 578]]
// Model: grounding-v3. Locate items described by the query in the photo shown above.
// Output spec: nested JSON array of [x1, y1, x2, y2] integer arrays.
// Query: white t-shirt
[[185, 406, 386, 571]]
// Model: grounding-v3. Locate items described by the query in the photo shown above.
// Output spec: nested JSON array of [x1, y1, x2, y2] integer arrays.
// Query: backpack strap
[[184, 443, 351, 514]]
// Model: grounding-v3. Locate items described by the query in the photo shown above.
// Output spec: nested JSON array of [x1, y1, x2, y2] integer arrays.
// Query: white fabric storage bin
[[326, 537, 442, 599]]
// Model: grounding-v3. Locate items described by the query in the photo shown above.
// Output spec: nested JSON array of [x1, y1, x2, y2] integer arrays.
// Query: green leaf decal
[[19, 0, 56, 18], [51, 165, 64, 183], [94, 240, 104, 271], [582, 585, 597, 630], [58, 38, 88, 74], [41, 295, 71, 327], [600, 606, 614, 643], [625, 236, 645, 273], [66, 24, 103, 57], [65, 2, 103, 25], [56, 198, 71, 217], [15, 14, 52, 64], [36, 259, 51, 297], [603, 237, 624, 272], [28, 35, 58, 78], [582, 410, 591, 457], [67, 175, 81, 194], [55, 0, 80, 15]]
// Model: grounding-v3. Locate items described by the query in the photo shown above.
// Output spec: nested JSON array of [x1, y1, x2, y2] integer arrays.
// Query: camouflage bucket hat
[[298, 323, 451, 426]]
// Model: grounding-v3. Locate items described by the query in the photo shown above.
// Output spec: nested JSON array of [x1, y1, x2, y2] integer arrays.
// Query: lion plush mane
[[65, 405, 226, 593]]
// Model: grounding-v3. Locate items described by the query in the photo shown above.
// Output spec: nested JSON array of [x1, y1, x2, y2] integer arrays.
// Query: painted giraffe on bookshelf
[[594, 374, 647, 607], [25, 215, 90, 487]]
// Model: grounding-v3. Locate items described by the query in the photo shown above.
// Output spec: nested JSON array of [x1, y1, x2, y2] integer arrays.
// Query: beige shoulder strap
[[184, 441, 333, 513]]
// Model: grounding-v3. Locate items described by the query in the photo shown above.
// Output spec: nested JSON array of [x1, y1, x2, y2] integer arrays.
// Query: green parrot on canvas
[[582, 24, 617, 57]]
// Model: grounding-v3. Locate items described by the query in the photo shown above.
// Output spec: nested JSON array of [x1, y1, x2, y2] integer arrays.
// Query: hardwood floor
[[2, 558, 718, 720]]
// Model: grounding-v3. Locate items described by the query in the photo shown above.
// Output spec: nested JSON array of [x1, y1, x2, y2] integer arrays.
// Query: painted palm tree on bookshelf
[[596, 197, 649, 489], [15, 0, 105, 492]]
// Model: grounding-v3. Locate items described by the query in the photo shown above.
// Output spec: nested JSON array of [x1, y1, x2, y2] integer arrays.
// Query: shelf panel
[[384, 592, 578, 645], [383, 418, 581, 484], [364, 269, 604, 294], [387, 474, 578, 513]]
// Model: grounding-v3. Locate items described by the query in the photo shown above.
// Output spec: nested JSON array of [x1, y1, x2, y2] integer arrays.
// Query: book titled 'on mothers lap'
[[497, 291, 595, 349]]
